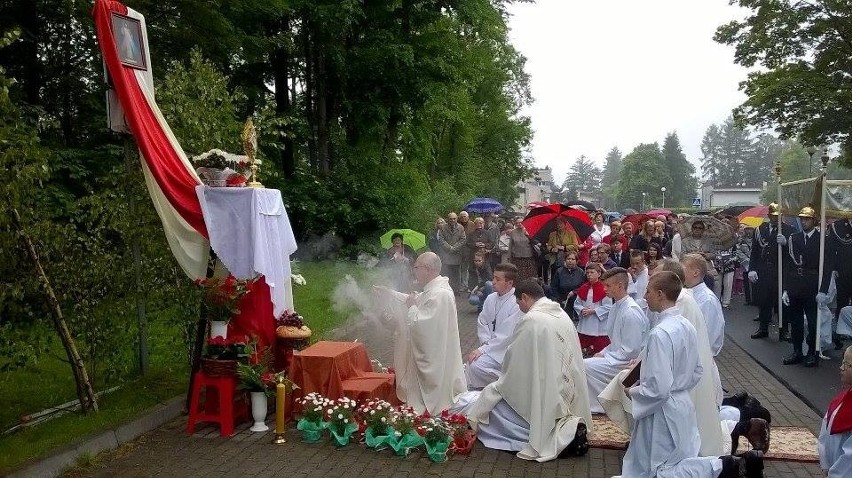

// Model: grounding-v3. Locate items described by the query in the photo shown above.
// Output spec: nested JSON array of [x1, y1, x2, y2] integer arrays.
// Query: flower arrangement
[[296, 392, 329, 424], [441, 409, 476, 456], [325, 397, 358, 435], [236, 361, 274, 395], [390, 406, 419, 437], [194, 275, 253, 323], [357, 399, 394, 436], [417, 416, 451, 447], [202, 336, 253, 361]]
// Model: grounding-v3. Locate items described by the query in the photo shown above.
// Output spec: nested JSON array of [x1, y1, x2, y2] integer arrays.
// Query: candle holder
[[273, 432, 287, 445]]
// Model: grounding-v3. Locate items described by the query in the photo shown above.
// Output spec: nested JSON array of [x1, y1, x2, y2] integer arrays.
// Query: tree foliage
[[616, 143, 672, 210], [600, 146, 622, 210], [561, 155, 601, 201], [700, 118, 775, 189], [715, 0, 852, 167], [661, 132, 697, 207]]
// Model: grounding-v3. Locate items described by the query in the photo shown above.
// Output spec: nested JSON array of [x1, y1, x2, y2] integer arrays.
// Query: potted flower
[[357, 400, 394, 449], [325, 397, 358, 447], [387, 406, 424, 456], [295, 392, 329, 443], [236, 359, 275, 432], [200, 336, 253, 377], [443, 410, 476, 456], [417, 416, 452, 463], [195, 275, 253, 338]]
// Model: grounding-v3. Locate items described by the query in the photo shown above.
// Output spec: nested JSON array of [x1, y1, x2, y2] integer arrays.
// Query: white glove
[[748, 271, 758, 283], [782, 291, 790, 306], [816, 292, 829, 305], [776, 234, 787, 246]]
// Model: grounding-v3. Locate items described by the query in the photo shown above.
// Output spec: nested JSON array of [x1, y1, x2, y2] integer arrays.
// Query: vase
[[329, 422, 358, 447], [249, 391, 269, 432], [210, 320, 228, 339], [425, 438, 452, 463], [449, 430, 477, 456], [387, 430, 424, 456], [296, 418, 326, 443], [364, 426, 391, 449]]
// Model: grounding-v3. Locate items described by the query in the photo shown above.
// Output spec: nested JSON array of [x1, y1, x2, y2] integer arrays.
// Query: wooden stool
[[186, 370, 247, 437]]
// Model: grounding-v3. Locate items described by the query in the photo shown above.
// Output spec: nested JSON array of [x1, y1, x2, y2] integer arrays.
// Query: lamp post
[[641, 192, 646, 211], [807, 145, 817, 175], [661, 186, 667, 209]]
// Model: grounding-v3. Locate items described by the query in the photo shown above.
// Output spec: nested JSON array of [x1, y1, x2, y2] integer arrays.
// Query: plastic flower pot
[[296, 418, 326, 443], [450, 430, 477, 456], [425, 438, 452, 463], [387, 430, 424, 456], [329, 422, 358, 447], [365, 426, 392, 449]]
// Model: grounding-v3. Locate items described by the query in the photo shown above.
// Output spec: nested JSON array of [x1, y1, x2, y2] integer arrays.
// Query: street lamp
[[660, 186, 667, 208], [641, 192, 646, 211], [807, 145, 818, 175]]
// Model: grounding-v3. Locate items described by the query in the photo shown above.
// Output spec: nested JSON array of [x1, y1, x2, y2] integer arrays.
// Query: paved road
[[723, 294, 844, 416], [63, 292, 824, 477]]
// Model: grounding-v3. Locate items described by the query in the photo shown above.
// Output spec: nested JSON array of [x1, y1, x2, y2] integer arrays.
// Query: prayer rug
[[588, 415, 819, 463]]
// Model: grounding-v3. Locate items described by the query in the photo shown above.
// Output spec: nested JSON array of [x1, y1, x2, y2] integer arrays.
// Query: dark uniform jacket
[[784, 229, 821, 299], [749, 221, 794, 306]]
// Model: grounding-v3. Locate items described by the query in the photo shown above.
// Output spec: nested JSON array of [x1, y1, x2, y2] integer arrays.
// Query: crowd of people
[[376, 205, 852, 476]]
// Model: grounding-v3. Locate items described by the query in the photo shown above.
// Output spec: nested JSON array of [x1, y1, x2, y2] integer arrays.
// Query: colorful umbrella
[[522, 204, 594, 244], [644, 208, 672, 217], [380, 229, 426, 251], [676, 216, 737, 250], [621, 214, 651, 230], [527, 201, 550, 209], [464, 197, 504, 214], [737, 206, 769, 228]]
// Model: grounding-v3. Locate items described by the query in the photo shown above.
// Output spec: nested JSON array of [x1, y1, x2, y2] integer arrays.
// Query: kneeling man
[[585, 267, 648, 414], [466, 263, 522, 389], [451, 279, 592, 462]]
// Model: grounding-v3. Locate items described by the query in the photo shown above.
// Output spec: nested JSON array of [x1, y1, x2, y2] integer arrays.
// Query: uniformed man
[[819, 217, 852, 349], [749, 203, 794, 341], [783, 206, 821, 367]]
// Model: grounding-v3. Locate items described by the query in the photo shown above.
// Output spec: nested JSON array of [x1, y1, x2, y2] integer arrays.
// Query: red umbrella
[[527, 201, 550, 209], [644, 208, 672, 217], [621, 214, 651, 230], [522, 205, 594, 244]]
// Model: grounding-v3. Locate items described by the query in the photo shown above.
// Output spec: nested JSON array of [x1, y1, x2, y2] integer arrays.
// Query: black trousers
[[788, 294, 818, 355], [445, 264, 460, 293]]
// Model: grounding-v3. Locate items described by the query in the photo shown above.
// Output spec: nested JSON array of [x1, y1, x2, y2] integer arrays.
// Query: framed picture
[[111, 13, 147, 70]]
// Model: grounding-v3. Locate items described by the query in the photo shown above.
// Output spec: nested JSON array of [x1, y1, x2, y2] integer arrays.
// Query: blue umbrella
[[464, 197, 504, 214]]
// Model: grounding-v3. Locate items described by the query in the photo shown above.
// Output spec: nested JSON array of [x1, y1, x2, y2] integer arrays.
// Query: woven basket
[[200, 358, 237, 377]]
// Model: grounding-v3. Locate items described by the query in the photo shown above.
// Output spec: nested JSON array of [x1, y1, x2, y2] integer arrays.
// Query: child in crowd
[[573, 262, 612, 356]]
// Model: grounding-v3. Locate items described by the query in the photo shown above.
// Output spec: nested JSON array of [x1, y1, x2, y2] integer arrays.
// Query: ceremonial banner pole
[[816, 156, 829, 355], [776, 161, 784, 334]]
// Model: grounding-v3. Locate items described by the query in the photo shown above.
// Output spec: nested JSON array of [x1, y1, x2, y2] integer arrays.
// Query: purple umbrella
[[464, 197, 504, 214]]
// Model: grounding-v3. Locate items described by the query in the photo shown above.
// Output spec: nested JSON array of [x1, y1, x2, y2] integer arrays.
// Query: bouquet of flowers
[[296, 392, 329, 443], [194, 276, 253, 323], [236, 361, 274, 395], [192, 149, 252, 186], [387, 405, 424, 455], [357, 399, 394, 448], [416, 415, 452, 462], [441, 409, 475, 456], [325, 397, 358, 446]]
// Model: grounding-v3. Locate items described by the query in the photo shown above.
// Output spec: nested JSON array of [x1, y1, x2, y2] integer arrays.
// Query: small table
[[290, 341, 397, 404]]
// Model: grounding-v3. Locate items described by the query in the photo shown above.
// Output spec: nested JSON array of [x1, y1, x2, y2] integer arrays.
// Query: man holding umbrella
[[749, 203, 794, 342]]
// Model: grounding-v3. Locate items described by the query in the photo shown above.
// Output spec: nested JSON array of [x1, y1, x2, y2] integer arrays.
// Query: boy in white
[[465, 263, 522, 389], [683, 253, 725, 356], [574, 262, 613, 354], [819, 345, 852, 477], [620, 271, 764, 478], [584, 267, 648, 414]]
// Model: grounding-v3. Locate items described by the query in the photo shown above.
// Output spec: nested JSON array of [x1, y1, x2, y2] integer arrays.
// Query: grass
[[0, 260, 356, 474]]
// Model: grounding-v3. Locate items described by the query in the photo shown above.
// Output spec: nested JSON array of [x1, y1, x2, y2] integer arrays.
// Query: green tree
[[661, 132, 697, 207], [561, 155, 601, 200], [715, 0, 852, 167], [601, 146, 622, 210], [616, 143, 671, 210]]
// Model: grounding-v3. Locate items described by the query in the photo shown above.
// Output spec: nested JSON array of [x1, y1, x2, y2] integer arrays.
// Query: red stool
[[186, 370, 247, 437]]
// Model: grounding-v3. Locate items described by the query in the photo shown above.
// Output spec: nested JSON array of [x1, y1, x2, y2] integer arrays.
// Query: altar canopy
[[93, 0, 209, 279]]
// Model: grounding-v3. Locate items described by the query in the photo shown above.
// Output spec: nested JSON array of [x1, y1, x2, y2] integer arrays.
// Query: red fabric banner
[[92, 0, 208, 238]]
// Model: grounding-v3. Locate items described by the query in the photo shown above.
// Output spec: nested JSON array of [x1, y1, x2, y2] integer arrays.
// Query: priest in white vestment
[[466, 263, 522, 389], [375, 252, 466, 414], [683, 253, 725, 356], [620, 271, 764, 478], [451, 279, 592, 462], [599, 259, 725, 457], [585, 267, 648, 414]]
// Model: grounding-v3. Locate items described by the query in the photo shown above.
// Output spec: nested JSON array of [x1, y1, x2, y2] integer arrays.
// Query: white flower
[[291, 274, 306, 286], [343, 404, 349, 409], [395, 431, 402, 437], [380, 417, 386, 422], [370, 410, 375, 415], [338, 414, 344, 420], [343, 419, 349, 423]]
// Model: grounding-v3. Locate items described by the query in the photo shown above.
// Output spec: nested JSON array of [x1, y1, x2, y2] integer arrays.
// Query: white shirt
[[574, 285, 613, 337], [590, 224, 611, 244], [476, 288, 522, 363], [819, 400, 852, 478], [691, 282, 725, 356]]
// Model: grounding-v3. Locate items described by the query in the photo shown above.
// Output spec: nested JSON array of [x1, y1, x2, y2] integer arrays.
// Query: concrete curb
[[8, 396, 184, 478]]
